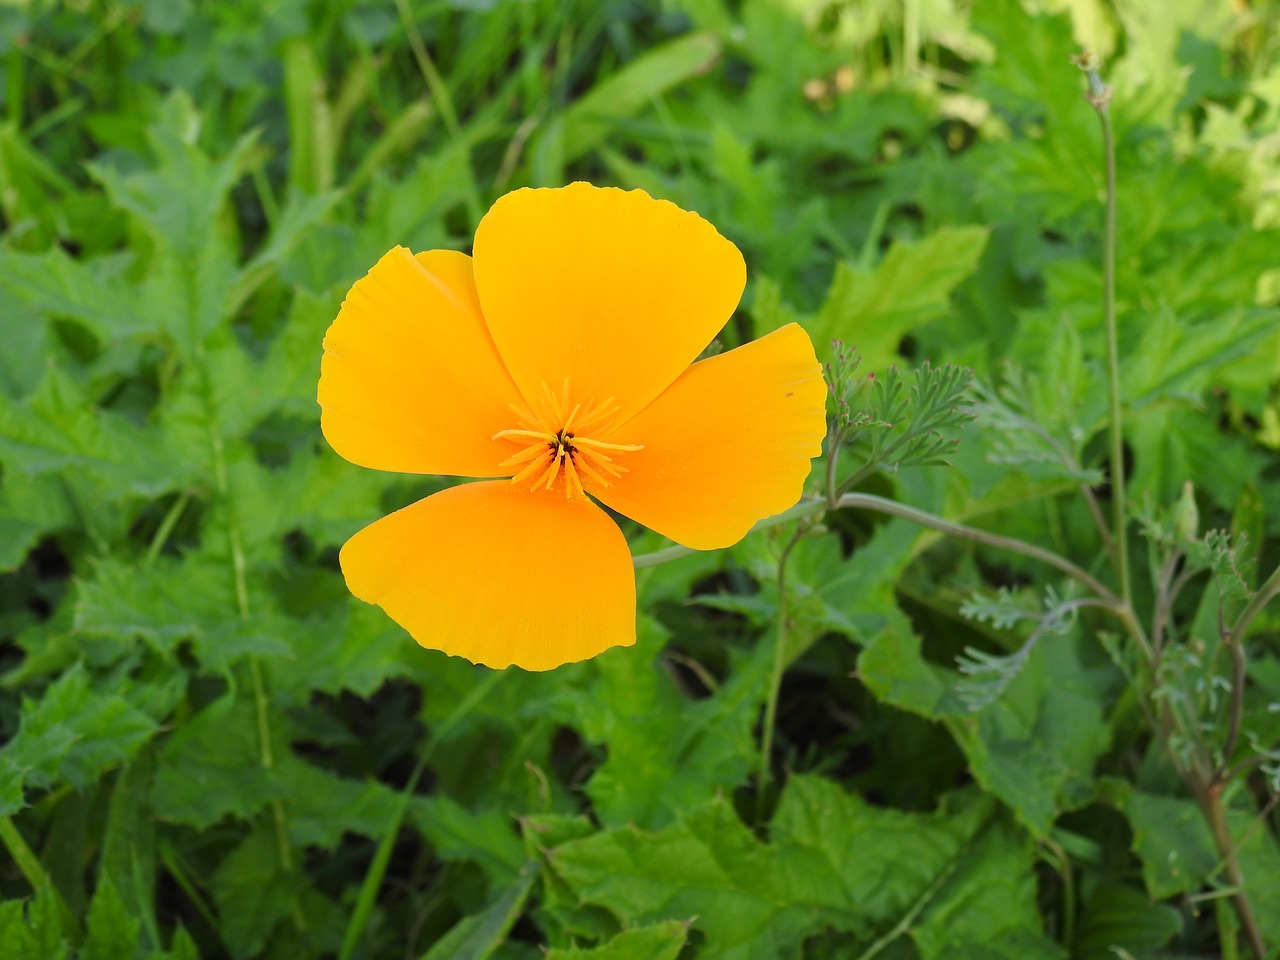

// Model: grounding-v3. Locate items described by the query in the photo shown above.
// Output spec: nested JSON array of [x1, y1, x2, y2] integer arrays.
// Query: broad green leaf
[[83, 874, 141, 960], [859, 612, 966, 719], [406, 794, 525, 884], [1126, 788, 1230, 897], [74, 556, 236, 655], [151, 698, 283, 829], [577, 616, 767, 829], [0, 247, 142, 345], [543, 920, 689, 960], [0, 886, 69, 960], [1072, 882, 1181, 960], [421, 866, 538, 960], [100, 758, 159, 953], [863, 619, 1111, 837], [0, 367, 188, 498], [271, 601, 420, 700], [0, 472, 74, 572], [803, 226, 989, 373], [548, 774, 1061, 960], [210, 824, 299, 959], [0, 665, 158, 815], [86, 91, 254, 263]]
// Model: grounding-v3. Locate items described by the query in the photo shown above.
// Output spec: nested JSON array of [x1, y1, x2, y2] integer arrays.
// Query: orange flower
[[318, 183, 826, 670]]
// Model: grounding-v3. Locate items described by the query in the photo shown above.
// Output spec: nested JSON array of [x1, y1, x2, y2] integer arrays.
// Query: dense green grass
[[2, 0, 1280, 957]]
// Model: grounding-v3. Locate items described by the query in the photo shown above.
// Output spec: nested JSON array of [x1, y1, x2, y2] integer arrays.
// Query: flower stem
[[1083, 63, 1132, 609], [202, 379, 306, 945], [1196, 777, 1268, 958], [755, 529, 804, 824], [0, 816, 76, 935], [1230, 562, 1280, 646]]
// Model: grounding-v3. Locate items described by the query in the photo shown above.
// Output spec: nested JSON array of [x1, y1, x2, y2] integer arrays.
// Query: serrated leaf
[[0, 472, 74, 572], [0, 247, 142, 345], [1125, 791, 1217, 899], [210, 824, 298, 959], [575, 618, 768, 829], [83, 874, 141, 960], [0, 665, 158, 814], [864, 616, 1111, 836], [808, 226, 989, 374], [1073, 882, 1181, 960], [548, 775, 1061, 960], [151, 698, 282, 829], [0, 886, 70, 960], [86, 92, 254, 262], [406, 794, 525, 884], [421, 866, 538, 960], [544, 920, 689, 960], [74, 556, 233, 654], [0, 367, 188, 497]]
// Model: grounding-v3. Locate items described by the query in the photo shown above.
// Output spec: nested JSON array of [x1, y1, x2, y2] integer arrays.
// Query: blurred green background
[[1, 0, 1280, 958]]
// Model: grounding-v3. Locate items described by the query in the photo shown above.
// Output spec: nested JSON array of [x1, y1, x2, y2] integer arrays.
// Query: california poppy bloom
[[319, 183, 825, 670]]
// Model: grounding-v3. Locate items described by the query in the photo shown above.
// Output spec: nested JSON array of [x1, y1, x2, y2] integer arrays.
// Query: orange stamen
[[492, 382, 643, 498]]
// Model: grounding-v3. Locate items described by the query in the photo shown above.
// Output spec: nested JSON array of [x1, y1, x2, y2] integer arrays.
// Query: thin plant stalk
[[200, 365, 308, 947], [756, 529, 805, 824], [1082, 63, 1132, 608], [1197, 779, 1268, 958]]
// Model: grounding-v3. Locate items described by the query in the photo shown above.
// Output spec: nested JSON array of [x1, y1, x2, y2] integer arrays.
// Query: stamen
[[492, 380, 641, 499]]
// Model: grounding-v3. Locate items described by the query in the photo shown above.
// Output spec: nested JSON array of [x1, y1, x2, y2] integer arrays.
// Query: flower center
[[493, 381, 642, 499]]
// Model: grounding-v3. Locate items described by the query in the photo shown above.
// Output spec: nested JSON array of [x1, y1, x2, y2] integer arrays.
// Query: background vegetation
[[1, 0, 1279, 957]]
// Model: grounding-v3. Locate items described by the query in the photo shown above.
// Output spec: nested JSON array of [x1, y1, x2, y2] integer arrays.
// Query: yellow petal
[[472, 182, 746, 424], [595, 324, 826, 550], [339, 481, 636, 670], [319, 247, 525, 477]]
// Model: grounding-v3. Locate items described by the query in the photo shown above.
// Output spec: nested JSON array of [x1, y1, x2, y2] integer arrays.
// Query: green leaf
[[864, 617, 1111, 837], [576, 617, 767, 829], [210, 824, 298, 959], [0, 248, 142, 345], [0, 367, 189, 498], [0, 886, 70, 960], [543, 920, 690, 960], [1125, 790, 1216, 899], [0, 472, 74, 572], [1072, 882, 1181, 960], [421, 866, 538, 960], [547, 775, 1061, 960], [0, 665, 158, 814], [555, 34, 722, 164], [100, 758, 159, 953], [406, 794, 525, 884], [83, 874, 141, 960], [151, 698, 282, 829], [74, 556, 234, 655], [806, 226, 989, 374], [86, 91, 254, 262]]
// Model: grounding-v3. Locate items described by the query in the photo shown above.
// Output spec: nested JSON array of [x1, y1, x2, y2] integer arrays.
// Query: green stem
[[838, 493, 1125, 611], [143, 490, 191, 567], [633, 492, 1149, 661], [393, 0, 484, 228], [1230, 562, 1280, 646], [339, 670, 506, 960], [0, 816, 75, 935], [1086, 67, 1132, 608], [202, 384, 305, 942], [1197, 778, 1268, 959], [755, 530, 804, 824], [854, 842, 962, 960], [632, 499, 820, 569], [0, 815, 51, 896]]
